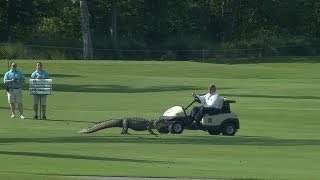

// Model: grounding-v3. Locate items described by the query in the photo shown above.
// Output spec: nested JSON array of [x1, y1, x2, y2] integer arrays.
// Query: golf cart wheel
[[208, 129, 221, 135], [169, 121, 184, 134], [157, 127, 169, 134], [221, 123, 236, 136]]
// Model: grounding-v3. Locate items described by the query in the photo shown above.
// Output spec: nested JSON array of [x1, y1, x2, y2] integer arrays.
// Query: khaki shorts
[[7, 89, 23, 103], [33, 95, 47, 105]]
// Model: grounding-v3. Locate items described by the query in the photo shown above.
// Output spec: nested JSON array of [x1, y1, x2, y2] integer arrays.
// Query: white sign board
[[29, 79, 52, 95]]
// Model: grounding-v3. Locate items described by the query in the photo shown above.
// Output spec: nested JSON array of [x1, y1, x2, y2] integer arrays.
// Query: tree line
[[0, 0, 319, 60]]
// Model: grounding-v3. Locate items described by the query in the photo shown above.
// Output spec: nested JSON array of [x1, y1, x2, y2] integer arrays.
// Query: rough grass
[[0, 57, 319, 179]]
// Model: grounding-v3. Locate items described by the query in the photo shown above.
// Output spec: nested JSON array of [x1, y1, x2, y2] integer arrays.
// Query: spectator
[[3, 62, 25, 119], [30, 61, 50, 120]]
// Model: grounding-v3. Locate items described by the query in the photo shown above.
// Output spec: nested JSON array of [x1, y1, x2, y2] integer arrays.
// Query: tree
[[7, 0, 16, 42], [79, 0, 93, 59], [110, 0, 118, 48], [229, 0, 241, 40]]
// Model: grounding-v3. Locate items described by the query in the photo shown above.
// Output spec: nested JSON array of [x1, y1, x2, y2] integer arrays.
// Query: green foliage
[[0, 43, 80, 60], [1, 0, 320, 47], [159, 36, 208, 60], [217, 36, 320, 58], [0, 43, 28, 59], [117, 39, 150, 60], [2, 35, 320, 60]]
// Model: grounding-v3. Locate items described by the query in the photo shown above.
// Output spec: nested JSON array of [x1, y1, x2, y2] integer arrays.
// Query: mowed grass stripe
[[0, 58, 319, 179]]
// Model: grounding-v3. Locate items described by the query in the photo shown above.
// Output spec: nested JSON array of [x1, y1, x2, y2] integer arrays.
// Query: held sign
[[29, 79, 52, 95]]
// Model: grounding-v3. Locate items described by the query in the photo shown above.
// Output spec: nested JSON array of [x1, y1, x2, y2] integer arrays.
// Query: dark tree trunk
[[7, 0, 16, 42], [223, 0, 241, 41], [110, 0, 118, 48], [229, 0, 241, 40], [80, 0, 93, 60]]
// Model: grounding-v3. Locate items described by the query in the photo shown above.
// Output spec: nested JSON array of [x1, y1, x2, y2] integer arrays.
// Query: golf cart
[[156, 96, 240, 136]]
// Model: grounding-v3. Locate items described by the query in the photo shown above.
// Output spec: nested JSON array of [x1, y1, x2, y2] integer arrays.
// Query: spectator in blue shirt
[[3, 62, 25, 119], [31, 61, 50, 120]]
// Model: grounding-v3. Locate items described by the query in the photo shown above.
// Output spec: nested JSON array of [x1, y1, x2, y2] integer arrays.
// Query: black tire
[[157, 127, 169, 134], [221, 123, 236, 136], [169, 121, 184, 134], [208, 129, 221, 135]]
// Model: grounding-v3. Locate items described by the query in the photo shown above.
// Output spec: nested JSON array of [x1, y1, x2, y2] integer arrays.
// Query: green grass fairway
[[1, 57, 320, 180]]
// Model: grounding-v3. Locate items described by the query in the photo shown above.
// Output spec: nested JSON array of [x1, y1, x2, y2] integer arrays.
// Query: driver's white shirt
[[197, 92, 221, 108]]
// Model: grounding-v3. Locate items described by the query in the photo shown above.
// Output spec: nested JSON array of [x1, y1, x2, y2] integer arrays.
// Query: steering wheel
[[194, 96, 201, 103]]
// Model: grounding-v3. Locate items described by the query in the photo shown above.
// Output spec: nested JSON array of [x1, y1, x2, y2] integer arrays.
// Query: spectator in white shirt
[[190, 84, 222, 124]]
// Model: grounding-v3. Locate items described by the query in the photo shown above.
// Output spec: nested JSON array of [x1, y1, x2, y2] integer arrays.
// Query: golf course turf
[[0, 57, 319, 179]]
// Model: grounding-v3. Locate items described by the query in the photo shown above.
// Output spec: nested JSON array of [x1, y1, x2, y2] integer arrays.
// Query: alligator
[[78, 117, 159, 135]]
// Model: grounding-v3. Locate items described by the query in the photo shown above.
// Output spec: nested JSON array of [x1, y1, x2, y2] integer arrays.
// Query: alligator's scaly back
[[79, 119, 123, 133], [79, 117, 159, 135]]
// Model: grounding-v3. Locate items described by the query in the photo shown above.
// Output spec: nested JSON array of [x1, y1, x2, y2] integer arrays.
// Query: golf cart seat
[[217, 97, 224, 110], [203, 98, 224, 117], [221, 99, 236, 113], [204, 98, 236, 117]]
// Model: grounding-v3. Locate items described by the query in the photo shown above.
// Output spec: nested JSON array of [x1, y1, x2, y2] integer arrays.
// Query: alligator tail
[[79, 119, 123, 133]]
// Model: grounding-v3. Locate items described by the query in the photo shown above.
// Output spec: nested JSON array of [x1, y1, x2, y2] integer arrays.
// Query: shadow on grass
[[0, 135, 319, 146], [0, 151, 168, 164], [0, 73, 81, 78], [0, 106, 32, 111], [20, 84, 237, 93], [222, 93, 320, 100], [21, 82, 320, 100], [50, 74, 82, 78], [49, 84, 205, 93], [44, 119, 95, 124]]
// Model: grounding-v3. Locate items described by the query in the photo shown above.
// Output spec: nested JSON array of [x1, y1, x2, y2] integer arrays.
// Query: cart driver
[[189, 84, 222, 125]]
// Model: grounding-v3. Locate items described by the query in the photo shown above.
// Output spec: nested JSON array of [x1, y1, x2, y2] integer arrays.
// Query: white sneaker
[[20, 115, 25, 119], [11, 114, 16, 118]]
